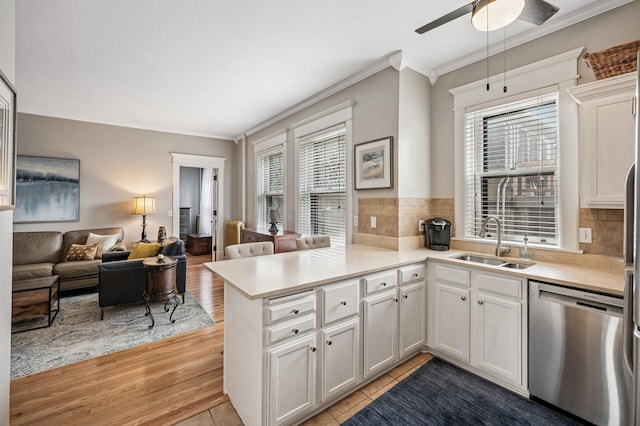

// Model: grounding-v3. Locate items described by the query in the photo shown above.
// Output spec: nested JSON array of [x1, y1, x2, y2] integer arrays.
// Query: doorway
[[171, 153, 226, 261]]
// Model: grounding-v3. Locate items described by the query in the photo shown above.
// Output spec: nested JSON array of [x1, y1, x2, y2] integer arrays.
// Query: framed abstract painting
[[15, 156, 80, 223], [354, 136, 393, 190]]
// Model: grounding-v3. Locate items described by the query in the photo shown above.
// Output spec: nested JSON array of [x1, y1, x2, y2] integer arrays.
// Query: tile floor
[[174, 351, 433, 426]]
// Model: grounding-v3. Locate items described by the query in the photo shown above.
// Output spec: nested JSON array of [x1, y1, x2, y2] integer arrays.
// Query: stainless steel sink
[[454, 254, 507, 266], [502, 262, 533, 270], [453, 254, 535, 270]]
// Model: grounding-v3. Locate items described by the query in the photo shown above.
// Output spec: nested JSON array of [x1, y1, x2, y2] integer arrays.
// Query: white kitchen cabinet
[[363, 289, 398, 378], [320, 317, 360, 402], [427, 262, 527, 393], [268, 334, 318, 425], [398, 264, 426, 359], [568, 72, 636, 208], [433, 282, 470, 362]]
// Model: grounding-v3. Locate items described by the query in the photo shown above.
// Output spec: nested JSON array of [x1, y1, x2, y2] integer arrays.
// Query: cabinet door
[[399, 282, 425, 359], [363, 290, 398, 379], [473, 292, 522, 385], [268, 334, 317, 426], [434, 283, 469, 362], [321, 318, 360, 402]]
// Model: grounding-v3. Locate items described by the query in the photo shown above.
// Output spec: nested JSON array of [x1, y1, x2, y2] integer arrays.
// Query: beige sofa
[[13, 227, 126, 291]]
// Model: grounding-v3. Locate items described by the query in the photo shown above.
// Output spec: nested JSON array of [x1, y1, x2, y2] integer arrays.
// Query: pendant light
[[471, 0, 525, 32]]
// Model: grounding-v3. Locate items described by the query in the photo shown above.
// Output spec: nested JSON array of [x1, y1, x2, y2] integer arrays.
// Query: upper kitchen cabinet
[[569, 73, 636, 208]]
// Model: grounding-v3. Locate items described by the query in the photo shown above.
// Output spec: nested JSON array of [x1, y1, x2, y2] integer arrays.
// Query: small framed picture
[[354, 136, 393, 190]]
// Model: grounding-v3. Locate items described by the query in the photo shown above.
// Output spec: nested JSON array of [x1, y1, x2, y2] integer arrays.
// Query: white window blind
[[297, 124, 347, 246], [464, 92, 559, 246], [256, 144, 285, 229]]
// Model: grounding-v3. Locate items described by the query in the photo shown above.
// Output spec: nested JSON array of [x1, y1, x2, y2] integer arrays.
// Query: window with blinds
[[256, 144, 285, 229], [464, 92, 559, 247], [297, 124, 347, 246]]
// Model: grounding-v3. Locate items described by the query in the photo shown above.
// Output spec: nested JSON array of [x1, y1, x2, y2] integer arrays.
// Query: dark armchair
[[97, 237, 187, 319]]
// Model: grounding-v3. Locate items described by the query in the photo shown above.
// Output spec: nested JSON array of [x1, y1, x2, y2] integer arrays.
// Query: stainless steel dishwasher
[[529, 280, 631, 425]]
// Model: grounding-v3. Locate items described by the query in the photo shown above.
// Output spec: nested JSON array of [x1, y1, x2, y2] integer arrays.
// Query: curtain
[[200, 168, 214, 235]]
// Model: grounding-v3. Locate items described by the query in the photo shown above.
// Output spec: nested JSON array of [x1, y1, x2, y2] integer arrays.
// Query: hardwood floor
[[10, 253, 226, 426], [10, 253, 431, 426]]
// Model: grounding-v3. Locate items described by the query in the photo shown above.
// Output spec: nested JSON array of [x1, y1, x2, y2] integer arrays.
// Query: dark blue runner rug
[[343, 357, 580, 426]]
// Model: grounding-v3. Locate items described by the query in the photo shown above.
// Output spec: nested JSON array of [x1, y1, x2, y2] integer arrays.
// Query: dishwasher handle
[[624, 270, 634, 376], [535, 281, 623, 312]]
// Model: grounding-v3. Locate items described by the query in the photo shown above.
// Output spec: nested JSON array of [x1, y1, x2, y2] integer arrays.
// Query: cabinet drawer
[[241, 232, 258, 243], [399, 264, 425, 284], [363, 270, 397, 295], [322, 279, 359, 325], [265, 314, 316, 345], [434, 264, 469, 287], [266, 294, 316, 324], [476, 273, 522, 299]]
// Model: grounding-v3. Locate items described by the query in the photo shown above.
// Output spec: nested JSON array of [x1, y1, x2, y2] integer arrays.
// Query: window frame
[[253, 131, 287, 231], [450, 48, 583, 252]]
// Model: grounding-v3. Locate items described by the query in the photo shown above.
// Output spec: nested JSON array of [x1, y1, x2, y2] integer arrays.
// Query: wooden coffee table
[[12, 275, 60, 333]]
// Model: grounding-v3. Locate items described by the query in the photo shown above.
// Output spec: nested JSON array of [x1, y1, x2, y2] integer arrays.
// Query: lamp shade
[[471, 0, 525, 31], [131, 196, 157, 215]]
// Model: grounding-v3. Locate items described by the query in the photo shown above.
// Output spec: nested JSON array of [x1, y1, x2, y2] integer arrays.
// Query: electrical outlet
[[371, 216, 377, 229], [167, 210, 173, 217], [579, 227, 592, 243], [418, 219, 425, 233], [354, 215, 358, 226]]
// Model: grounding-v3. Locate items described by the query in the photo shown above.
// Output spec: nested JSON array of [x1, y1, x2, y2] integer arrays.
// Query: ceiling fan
[[415, 0, 559, 34]]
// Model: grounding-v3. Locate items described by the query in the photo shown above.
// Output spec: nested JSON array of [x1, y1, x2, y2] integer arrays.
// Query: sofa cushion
[[12, 263, 55, 281], [128, 242, 161, 260], [61, 228, 125, 262], [54, 259, 102, 280], [13, 231, 63, 265], [86, 232, 121, 258], [65, 243, 98, 261], [159, 237, 185, 256]]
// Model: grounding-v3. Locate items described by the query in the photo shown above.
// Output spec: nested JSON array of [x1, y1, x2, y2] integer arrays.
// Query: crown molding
[[436, 0, 634, 78], [388, 51, 438, 84], [567, 71, 636, 104]]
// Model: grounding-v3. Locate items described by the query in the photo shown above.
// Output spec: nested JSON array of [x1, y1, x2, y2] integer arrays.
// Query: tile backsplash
[[579, 208, 623, 257]]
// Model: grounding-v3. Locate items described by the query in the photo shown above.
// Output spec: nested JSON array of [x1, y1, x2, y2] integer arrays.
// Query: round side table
[[143, 256, 179, 329]]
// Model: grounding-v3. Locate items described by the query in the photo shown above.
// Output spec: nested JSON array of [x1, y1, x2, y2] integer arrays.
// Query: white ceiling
[[15, 0, 631, 140]]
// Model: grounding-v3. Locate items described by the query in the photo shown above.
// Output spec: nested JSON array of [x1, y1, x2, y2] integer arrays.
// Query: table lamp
[[131, 196, 157, 242]]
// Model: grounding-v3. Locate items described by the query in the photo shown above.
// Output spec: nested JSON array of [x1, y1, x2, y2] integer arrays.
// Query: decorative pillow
[[128, 242, 162, 260], [65, 243, 98, 261], [159, 238, 185, 256], [85, 232, 121, 258]]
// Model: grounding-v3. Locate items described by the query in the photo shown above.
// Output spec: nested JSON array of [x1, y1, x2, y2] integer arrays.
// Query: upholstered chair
[[295, 236, 331, 250], [224, 242, 274, 259]]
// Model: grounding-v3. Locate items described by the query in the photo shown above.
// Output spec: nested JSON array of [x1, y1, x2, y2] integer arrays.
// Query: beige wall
[[0, 0, 15, 84], [431, 0, 640, 198], [245, 66, 401, 230], [15, 114, 238, 246]]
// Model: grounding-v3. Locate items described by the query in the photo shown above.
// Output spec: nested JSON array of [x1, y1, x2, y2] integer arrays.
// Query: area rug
[[343, 358, 579, 425], [11, 291, 214, 379]]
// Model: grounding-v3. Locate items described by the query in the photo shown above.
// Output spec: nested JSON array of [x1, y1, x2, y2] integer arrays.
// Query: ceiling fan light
[[471, 0, 525, 31]]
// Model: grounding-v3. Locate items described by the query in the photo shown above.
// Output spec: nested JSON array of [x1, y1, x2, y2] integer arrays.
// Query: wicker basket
[[583, 39, 640, 80]]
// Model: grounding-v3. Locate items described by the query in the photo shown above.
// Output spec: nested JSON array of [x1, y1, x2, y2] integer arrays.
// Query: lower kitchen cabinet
[[428, 262, 527, 393], [268, 334, 318, 425], [321, 317, 360, 402], [433, 282, 470, 362], [363, 289, 399, 379], [399, 280, 426, 359]]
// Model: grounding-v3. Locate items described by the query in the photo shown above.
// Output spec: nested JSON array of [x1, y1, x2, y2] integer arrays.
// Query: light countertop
[[204, 244, 625, 300]]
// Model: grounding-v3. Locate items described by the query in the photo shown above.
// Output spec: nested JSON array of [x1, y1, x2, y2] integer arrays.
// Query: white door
[[268, 334, 317, 425], [473, 292, 522, 385], [399, 282, 426, 358], [434, 283, 469, 362], [321, 318, 360, 402], [363, 289, 398, 379]]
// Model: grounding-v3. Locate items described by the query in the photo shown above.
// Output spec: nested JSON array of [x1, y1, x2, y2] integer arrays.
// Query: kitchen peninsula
[[205, 244, 624, 426]]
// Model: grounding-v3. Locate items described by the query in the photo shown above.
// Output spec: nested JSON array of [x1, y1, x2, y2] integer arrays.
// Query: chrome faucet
[[479, 216, 511, 257]]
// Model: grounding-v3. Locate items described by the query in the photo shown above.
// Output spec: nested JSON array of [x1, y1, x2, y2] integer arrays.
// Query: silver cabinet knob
[[478, 300, 483, 305], [292, 328, 299, 334], [403, 294, 408, 299], [340, 300, 347, 306], [292, 309, 299, 314], [381, 282, 387, 287], [326, 340, 332, 345], [413, 273, 418, 278], [461, 296, 467, 301], [310, 347, 317, 352], [394, 298, 399, 302]]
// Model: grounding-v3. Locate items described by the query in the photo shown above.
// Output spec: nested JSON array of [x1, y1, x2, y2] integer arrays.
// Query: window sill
[[451, 237, 583, 255]]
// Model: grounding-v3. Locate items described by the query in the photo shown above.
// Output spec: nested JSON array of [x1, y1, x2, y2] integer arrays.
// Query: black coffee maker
[[424, 218, 451, 251]]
